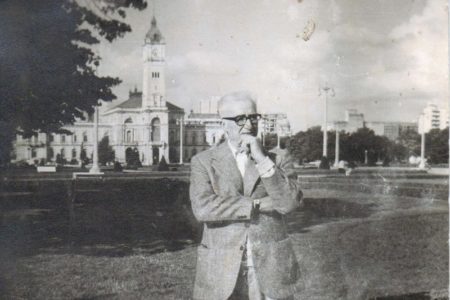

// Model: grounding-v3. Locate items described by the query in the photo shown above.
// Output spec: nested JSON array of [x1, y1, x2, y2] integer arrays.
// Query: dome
[[145, 16, 165, 44]]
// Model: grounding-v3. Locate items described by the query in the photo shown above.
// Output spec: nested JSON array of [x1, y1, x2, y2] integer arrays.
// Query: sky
[[93, 0, 448, 132]]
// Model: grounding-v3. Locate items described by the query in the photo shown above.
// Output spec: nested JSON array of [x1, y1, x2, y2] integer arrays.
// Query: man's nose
[[243, 118, 253, 128]]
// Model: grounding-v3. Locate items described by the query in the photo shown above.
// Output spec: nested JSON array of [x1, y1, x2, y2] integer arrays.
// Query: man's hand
[[240, 134, 266, 164]]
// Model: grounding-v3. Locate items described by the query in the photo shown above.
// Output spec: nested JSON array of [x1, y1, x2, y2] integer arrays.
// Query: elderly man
[[190, 91, 303, 300]]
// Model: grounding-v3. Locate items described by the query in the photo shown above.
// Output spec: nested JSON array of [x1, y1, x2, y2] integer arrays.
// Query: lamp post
[[334, 127, 340, 168], [178, 117, 184, 164], [89, 106, 101, 173], [276, 124, 281, 149], [419, 114, 426, 169], [319, 85, 335, 158]]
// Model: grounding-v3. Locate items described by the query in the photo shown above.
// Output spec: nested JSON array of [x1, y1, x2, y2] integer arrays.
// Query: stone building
[[13, 17, 185, 166]]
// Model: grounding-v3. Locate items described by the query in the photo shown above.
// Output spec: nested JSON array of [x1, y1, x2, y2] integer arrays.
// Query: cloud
[[96, 0, 448, 131], [169, 50, 238, 75]]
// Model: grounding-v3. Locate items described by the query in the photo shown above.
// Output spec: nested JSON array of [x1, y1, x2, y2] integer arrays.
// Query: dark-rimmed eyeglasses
[[222, 114, 261, 126]]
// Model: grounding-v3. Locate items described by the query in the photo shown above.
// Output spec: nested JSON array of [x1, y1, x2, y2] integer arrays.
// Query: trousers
[[228, 253, 294, 300]]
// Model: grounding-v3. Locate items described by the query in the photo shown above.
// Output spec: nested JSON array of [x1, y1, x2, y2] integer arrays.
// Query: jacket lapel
[[211, 142, 243, 193], [243, 158, 260, 197]]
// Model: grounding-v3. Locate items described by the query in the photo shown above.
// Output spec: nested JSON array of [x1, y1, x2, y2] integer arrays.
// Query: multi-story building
[[259, 113, 291, 137], [418, 103, 449, 133], [328, 109, 364, 133], [365, 121, 418, 140], [328, 109, 418, 140], [12, 16, 294, 165], [182, 98, 223, 162], [13, 17, 185, 166]]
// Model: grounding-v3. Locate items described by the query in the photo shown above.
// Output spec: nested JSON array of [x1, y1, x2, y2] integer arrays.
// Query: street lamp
[[89, 106, 101, 174], [319, 85, 335, 158], [419, 114, 426, 169], [177, 117, 184, 164], [334, 125, 340, 168]]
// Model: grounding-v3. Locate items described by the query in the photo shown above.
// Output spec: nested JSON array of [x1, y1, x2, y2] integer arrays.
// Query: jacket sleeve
[[261, 150, 303, 215], [189, 155, 253, 223]]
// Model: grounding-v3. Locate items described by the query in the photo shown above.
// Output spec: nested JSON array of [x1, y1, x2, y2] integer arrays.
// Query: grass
[[0, 177, 448, 299], [2, 248, 197, 299]]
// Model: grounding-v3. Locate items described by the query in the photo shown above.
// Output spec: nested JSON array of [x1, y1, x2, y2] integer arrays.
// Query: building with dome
[[13, 16, 185, 166], [12, 16, 294, 166]]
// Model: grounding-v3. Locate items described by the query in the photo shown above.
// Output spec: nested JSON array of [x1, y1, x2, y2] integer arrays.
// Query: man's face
[[221, 99, 258, 146]]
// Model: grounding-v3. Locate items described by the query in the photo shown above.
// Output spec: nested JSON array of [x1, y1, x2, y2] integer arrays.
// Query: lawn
[[0, 175, 448, 299]]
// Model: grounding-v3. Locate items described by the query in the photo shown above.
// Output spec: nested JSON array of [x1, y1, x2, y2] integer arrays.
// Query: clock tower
[[142, 16, 166, 108]]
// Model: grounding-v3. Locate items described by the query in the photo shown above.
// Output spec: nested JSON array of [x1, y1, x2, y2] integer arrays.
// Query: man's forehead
[[218, 93, 257, 117]]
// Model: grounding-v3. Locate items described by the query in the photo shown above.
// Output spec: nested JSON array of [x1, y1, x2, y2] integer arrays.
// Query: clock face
[[151, 48, 158, 58]]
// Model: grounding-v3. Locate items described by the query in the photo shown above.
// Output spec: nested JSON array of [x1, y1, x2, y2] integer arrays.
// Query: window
[[61, 135, 66, 143], [73, 135, 77, 143], [47, 147, 54, 160], [83, 133, 88, 142], [151, 118, 161, 142], [72, 149, 77, 158], [31, 148, 37, 158], [49, 134, 54, 142], [126, 130, 132, 143], [60, 148, 65, 159]]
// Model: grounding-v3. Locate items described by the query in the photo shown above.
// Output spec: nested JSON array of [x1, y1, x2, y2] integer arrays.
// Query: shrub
[[158, 156, 169, 171], [319, 156, 330, 169]]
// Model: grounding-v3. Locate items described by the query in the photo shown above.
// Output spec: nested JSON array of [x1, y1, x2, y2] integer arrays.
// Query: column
[[179, 117, 184, 164], [89, 107, 101, 173], [334, 130, 340, 167]]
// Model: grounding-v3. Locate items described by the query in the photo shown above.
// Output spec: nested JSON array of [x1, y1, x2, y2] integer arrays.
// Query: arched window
[[151, 118, 161, 142], [126, 130, 132, 143]]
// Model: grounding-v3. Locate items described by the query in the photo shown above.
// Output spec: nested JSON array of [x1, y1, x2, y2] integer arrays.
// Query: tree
[[80, 144, 88, 166], [262, 133, 289, 151], [426, 127, 449, 164], [157, 155, 169, 171], [396, 128, 421, 157], [340, 127, 388, 165], [288, 126, 323, 163], [98, 136, 115, 165], [0, 0, 147, 165]]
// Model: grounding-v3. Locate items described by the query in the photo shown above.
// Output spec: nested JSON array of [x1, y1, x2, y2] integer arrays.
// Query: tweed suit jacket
[[190, 141, 303, 300]]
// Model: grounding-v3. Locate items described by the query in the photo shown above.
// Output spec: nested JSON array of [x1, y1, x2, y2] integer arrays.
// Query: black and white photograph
[[0, 0, 448, 299]]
